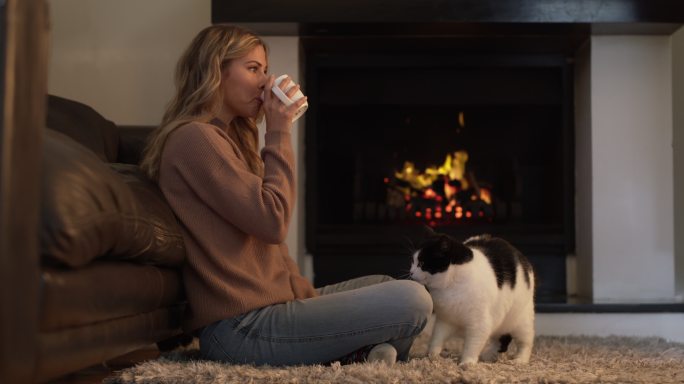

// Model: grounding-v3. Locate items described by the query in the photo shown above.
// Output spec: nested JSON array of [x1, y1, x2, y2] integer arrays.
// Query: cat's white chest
[[427, 254, 502, 326], [429, 283, 485, 328], [431, 296, 467, 330]]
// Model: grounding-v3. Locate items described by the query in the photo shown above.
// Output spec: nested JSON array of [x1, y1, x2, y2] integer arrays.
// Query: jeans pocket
[[233, 309, 262, 334]]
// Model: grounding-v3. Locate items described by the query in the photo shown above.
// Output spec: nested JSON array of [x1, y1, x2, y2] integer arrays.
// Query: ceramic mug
[[267, 74, 308, 122]]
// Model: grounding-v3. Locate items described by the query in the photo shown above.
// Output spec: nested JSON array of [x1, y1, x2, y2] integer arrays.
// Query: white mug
[[268, 74, 308, 122]]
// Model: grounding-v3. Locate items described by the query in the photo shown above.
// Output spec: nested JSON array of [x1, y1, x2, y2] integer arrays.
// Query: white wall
[[674, 27, 684, 299], [590, 36, 675, 302], [48, 0, 211, 125]]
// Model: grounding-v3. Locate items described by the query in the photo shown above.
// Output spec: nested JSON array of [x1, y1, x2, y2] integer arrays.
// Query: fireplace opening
[[304, 42, 575, 302], [318, 103, 564, 228]]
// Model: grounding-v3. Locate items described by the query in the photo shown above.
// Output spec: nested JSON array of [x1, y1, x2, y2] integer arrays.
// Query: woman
[[140, 24, 432, 366]]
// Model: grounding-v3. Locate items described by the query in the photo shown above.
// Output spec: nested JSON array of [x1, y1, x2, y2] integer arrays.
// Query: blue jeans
[[199, 275, 433, 365]]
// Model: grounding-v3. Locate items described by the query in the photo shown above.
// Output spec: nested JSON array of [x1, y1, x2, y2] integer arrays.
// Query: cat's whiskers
[[396, 271, 412, 280], [401, 235, 417, 255]]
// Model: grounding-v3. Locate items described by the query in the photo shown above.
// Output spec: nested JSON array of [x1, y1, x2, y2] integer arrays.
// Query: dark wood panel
[[0, 0, 48, 383], [212, 0, 684, 24]]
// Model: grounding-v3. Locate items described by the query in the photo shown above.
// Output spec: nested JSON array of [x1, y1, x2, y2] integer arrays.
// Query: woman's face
[[219, 45, 268, 121]]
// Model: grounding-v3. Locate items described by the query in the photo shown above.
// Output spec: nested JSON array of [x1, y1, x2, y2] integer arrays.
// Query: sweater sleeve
[[162, 123, 295, 244]]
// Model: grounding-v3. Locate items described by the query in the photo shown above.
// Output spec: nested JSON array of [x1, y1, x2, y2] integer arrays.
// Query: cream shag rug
[[105, 325, 684, 384]]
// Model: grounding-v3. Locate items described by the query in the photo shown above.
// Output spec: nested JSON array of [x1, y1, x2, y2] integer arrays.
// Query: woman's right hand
[[262, 75, 308, 132]]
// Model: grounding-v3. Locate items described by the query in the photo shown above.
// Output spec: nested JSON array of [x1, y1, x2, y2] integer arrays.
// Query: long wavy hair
[[140, 24, 267, 181]]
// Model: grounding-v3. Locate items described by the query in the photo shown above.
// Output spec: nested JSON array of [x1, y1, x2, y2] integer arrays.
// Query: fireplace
[[304, 38, 576, 302], [210, 0, 682, 319]]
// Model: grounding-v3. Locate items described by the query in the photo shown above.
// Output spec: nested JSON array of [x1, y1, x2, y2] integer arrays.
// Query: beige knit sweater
[[159, 121, 317, 332]]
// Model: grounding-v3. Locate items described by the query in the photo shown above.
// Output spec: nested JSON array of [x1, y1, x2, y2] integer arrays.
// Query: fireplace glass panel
[[313, 65, 567, 231]]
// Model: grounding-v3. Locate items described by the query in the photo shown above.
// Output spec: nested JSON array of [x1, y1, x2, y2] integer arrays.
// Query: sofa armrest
[[47, 94, 120, 163], [117, 125, 154, 165], [41, 129, 186, 268]]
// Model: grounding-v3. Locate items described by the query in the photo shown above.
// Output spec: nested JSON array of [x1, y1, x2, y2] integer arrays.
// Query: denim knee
[[390, 280, 433, 324]]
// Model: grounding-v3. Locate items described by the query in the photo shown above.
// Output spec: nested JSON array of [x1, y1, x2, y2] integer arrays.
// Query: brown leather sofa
[[35, 95, 187, 382]]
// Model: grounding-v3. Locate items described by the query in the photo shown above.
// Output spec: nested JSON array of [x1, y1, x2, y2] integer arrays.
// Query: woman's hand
[[262, 75, 308, 132]]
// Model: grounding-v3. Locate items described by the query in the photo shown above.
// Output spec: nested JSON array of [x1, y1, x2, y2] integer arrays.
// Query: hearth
[[304, 39, 575, 302]]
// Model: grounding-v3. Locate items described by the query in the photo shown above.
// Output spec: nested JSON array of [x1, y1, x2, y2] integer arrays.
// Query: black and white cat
[[409, 232, 535, 365]]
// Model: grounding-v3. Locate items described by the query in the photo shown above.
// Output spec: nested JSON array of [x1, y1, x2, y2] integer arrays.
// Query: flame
[[386, 139, 494, 224], [394, 150, 470, 189], [479, 188, 492, 205]]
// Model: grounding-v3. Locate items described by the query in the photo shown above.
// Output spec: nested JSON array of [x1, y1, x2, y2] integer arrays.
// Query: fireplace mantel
[[212, 0, 683, 36]]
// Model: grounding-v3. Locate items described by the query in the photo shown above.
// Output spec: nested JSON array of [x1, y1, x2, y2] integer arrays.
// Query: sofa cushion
[[46, 94, 119, 162], [40, 262, 184, 331], [41, 129, 185, 268]]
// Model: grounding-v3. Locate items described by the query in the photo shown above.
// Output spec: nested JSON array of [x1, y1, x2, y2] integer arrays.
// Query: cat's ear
[[421, 224, 436, 236], [439, 236, 451, 252], [416, 225, 437, 246]]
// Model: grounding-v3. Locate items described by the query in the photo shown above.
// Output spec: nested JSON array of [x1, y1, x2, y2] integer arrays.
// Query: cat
[[409, 232, 535, 365]]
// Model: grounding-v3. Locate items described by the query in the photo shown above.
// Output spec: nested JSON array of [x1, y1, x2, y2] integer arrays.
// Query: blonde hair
[[140, 24, 266, 181]]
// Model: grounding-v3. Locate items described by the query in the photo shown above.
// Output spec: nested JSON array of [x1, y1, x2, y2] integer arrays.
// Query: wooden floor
[[47, 346, 160, 384]]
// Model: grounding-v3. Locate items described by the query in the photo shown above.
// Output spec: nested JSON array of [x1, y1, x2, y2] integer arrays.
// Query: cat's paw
[[458, 356, 478, 368], [509, 356, 530, 364], [458, 357, 478, 367], [427, 347, 443, 359]]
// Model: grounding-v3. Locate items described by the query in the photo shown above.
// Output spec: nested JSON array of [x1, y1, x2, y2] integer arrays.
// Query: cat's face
[[410, 234, 473, 287]]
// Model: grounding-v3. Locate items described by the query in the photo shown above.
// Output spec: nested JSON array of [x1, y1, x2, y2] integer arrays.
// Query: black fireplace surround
[[213, 0, 684, 302], [302, 41, 574, 302]]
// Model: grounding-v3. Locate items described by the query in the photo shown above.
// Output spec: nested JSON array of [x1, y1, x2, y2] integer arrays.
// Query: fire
[[479, 188, 492, 205], [386, 149, 494, 225], [394, 150, 470, 191]]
